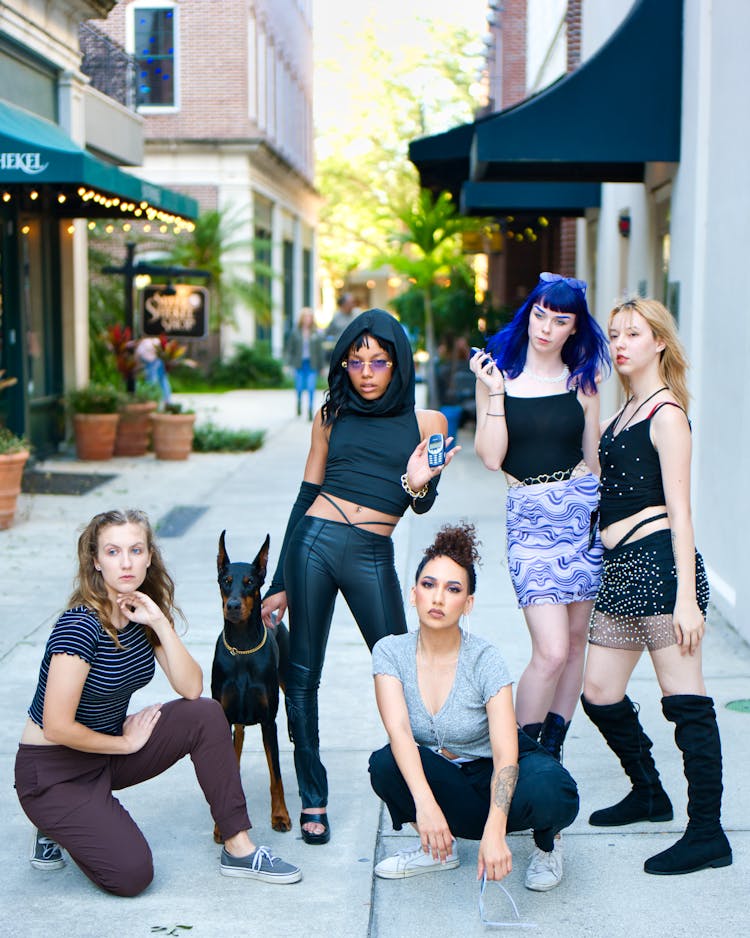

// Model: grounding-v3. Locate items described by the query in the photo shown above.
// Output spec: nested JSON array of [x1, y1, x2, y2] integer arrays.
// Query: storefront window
[[133, 5, 177, 108]]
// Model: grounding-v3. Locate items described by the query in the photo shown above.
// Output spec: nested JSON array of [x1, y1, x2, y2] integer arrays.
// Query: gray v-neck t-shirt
[[372, 630, 512, 760]]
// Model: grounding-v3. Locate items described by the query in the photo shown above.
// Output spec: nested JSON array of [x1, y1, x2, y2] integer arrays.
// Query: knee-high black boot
[[581, 694, 673, 826], [644, 695, 732, 875], [539, 712, 570, 761], [521, 722, 543, 743]]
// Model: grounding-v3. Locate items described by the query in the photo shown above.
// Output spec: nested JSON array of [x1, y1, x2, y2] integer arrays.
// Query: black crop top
[[598, 403, 686, 528], [322, 410, 421, 516], [501, 389, 584, 481]]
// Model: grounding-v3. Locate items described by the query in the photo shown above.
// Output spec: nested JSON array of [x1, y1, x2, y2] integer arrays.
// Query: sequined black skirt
[[589, 529, 709, 651]]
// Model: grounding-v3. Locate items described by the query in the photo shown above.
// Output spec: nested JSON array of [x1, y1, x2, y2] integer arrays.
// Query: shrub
[[209, 342, 285, 388], [193, 423, 265, 452]]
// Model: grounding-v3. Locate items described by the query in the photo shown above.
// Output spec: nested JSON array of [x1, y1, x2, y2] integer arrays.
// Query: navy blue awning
[[409, 0, 683, 200]]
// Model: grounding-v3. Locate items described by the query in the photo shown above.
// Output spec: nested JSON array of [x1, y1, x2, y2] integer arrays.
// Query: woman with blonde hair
[[581, 297, 732, 876], [15, 509, 301, 895]]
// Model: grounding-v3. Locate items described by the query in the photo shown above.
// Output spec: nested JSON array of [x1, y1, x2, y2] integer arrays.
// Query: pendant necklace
[[523, 364, 570, 384]]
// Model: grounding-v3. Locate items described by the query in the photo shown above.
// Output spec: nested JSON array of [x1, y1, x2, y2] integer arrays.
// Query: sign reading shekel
[[141, 284, 209, 338], [0, 152, 49, 174]]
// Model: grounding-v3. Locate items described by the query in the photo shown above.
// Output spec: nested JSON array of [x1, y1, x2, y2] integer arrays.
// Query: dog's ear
[[218, 530, 229, 573], [254, 533, 270, 580]]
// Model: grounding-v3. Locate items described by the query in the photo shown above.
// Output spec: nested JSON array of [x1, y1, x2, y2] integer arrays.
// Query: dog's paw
[[272, 814, 293, 833]]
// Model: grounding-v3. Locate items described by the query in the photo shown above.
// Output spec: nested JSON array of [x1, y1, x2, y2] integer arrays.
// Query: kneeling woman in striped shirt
[[15, 508, 301, 895]]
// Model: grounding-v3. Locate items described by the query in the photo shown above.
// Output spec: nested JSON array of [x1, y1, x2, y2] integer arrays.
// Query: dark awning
[[473, 0, 682, 184], [409, 0, 682, 199], [460, 181, 600, 217], [0, 100, 198, 221]]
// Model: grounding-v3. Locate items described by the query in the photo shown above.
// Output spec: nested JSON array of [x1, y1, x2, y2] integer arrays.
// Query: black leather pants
[[283, 515, 407, 808]]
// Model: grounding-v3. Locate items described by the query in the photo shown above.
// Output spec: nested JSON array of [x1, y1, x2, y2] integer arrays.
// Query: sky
[[313, 0, 490, 131]]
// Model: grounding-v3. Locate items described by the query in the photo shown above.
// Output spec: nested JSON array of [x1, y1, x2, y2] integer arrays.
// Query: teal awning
[[0, 100, 198, 220], [460, 182, 600, 217], [410, 0, 683, 197]]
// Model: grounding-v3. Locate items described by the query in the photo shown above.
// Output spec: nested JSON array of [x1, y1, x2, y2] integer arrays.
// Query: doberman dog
[[211, 530, 292, 839]]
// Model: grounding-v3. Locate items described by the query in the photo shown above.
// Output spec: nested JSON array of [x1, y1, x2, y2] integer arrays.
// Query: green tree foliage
[[315, 21, 484, 282]]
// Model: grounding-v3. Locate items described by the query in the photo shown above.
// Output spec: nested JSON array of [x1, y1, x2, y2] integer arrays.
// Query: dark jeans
[[284, 516, 407, 808], [15, 697, 250, 897], [369, 730, 579, 852]]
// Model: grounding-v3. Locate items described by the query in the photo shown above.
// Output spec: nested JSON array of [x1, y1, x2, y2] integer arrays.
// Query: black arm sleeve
[[265, 481, 321, 596], [410, 476, 439, 515]]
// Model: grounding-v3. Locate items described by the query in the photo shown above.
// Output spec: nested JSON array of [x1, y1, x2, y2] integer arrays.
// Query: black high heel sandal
[[300, 812, 330, 845]]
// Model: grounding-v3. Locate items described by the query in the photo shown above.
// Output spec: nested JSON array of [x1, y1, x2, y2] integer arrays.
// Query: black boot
[[539, 712, 570, 761], [521, 722, 543, 743], [581, 694, 673, 826], [644, 695, 732, 875]]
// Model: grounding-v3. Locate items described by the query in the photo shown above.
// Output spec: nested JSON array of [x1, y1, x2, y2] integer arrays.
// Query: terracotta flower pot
[[114, 401, 158, 457], [0, 449, 30, 529], [150, 412, 196, 460], [73, 413, 120, 460]]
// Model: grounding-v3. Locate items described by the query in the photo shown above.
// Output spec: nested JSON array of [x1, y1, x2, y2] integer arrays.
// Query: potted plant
[[0, 370, 30, 529], [150, 401, 197, 461], [66, 384, 123, 461]]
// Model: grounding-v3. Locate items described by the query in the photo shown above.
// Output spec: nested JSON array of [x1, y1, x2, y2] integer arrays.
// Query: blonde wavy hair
[[609, 297, 690, 413], [68, 508, 181, 648]]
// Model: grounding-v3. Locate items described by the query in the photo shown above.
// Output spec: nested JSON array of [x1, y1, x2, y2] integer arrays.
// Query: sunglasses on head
[[341, 358, 393, 372], [539, 272, 587, 296]]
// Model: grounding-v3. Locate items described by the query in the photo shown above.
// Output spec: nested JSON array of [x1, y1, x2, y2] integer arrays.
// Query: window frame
[[126, 0, 181, 113]]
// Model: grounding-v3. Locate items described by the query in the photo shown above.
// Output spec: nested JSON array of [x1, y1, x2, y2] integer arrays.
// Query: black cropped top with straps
[[322, 410, 421, 517], [501, 389, 584, 481], [598, 402, 686, 529]]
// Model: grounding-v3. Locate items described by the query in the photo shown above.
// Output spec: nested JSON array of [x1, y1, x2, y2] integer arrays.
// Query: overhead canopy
[[409, 0, 683, 206], [460, 181, 600, 217], [0, 100, 197, 221]]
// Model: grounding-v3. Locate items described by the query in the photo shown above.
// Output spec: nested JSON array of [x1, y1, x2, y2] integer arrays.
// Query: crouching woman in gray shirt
[[369, 523, 579, 891]]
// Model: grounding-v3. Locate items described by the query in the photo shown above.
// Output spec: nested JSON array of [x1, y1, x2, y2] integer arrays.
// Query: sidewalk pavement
[[0, 389, 747, 938]]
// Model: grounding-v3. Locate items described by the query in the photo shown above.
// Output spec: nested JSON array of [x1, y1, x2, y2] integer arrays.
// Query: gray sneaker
[[30, 829, 65, 871], [220, 845, 302, 884]]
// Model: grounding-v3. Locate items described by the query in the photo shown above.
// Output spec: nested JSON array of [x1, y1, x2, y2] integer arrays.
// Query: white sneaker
[[374, 840, 460, 879], [524, 841, 563, 891]]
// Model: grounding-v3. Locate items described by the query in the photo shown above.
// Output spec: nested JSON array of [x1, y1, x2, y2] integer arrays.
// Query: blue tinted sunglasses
[[539, 272, 587, 296], [342, 358, 393, 372]]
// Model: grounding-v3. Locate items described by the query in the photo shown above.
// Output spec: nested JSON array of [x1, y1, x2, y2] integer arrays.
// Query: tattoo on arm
[[492, 765, 519, 814]]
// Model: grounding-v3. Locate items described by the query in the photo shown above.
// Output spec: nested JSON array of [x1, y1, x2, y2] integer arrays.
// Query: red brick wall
[[502, 0, 527, 108]]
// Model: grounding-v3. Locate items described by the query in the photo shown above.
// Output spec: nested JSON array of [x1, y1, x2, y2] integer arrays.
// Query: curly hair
[[609, 296, 690, 412], [415, 521, 481, 594], [68, 508, 182, 649]]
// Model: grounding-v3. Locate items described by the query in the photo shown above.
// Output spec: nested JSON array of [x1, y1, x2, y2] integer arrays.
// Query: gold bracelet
[[401, 472, 429, 499], [486, 412, 505, 417]]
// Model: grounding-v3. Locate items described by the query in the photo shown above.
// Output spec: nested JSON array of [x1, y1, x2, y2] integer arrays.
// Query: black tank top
[[598, 402, 686, 528], [322, 410, 420, 516], [502, 389, 584, 480]]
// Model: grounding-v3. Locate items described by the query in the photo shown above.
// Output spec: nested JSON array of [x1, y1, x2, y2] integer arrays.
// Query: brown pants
[[15, 697, 250, 896]]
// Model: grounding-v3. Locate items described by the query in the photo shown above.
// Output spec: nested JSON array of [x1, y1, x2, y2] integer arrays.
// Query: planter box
[[0, 449, 30, 529], [150, 412, 196, 460], [73, 413, 120, 460], [114, 401, 158, 457]]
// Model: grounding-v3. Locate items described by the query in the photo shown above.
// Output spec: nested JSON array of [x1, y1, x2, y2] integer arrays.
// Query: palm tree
[[378, 189, 485, 407]]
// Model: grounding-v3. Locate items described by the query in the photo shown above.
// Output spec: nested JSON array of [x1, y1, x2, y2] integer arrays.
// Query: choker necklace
[[523, 364, 569, 384]]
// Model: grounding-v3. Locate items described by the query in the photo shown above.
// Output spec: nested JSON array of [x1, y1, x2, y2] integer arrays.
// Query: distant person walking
[[582, 297, 732, 877], [286, 308, 325, 420], [136, 336, 171, 403]]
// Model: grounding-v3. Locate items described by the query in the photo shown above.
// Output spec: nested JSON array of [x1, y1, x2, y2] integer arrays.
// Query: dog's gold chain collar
[[222, 625, 268, 656]]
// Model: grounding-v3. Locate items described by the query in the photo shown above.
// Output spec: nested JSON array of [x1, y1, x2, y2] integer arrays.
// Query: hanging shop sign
[[141, 284, 209, 338]]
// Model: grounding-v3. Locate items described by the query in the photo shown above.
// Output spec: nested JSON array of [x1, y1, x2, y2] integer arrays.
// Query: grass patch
[[193, 422, 265, 452]]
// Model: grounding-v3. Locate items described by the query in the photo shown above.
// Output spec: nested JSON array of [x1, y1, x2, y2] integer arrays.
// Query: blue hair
[[485, 276, 610, 394]]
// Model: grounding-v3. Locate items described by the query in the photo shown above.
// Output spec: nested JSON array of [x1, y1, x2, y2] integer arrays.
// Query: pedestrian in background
[[136, 335, 172, 403], [470, 273, 609, 760], [261, 308, 456, 847], [286, 307, 325, 420], [15, 508, 301, 895], [581, 297, 732, 877]]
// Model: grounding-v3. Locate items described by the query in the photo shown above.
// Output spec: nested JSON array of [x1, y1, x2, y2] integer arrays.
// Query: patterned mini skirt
[[505, 473, 602, 607], [589, 529, 710, 651]]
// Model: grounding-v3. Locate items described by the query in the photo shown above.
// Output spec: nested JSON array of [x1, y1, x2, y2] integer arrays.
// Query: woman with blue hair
[[470, 273, 610, 776]]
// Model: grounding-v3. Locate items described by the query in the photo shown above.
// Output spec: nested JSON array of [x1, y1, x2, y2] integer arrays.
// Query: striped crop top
[[28, 606, 156, 735]]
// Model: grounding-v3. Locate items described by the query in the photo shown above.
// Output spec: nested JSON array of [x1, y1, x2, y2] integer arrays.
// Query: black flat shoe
[[300, 812, 330, 845]]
